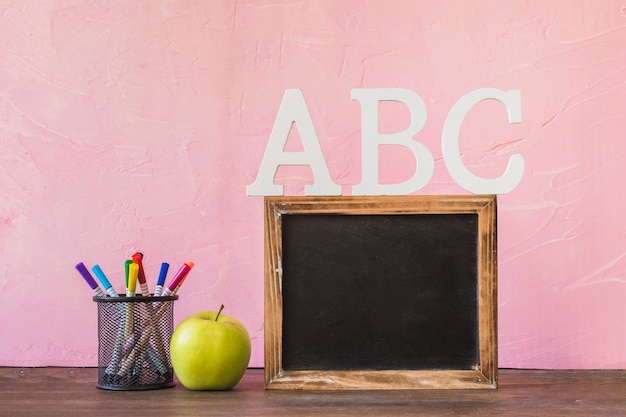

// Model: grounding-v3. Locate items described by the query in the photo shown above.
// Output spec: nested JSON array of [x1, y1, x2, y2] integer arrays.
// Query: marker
[[145, 345, 169, 376], [121, 333, 138, 356], [91, 264, 118, 297], [124, 260, 133, 288], [161, 261, 194, 297], [117, 309, 167, 377], [153, 262, 169, 297], [118, 291, 179, 377], [123, 263, 139, 345], [75, 262, 106, 297], [132, 253, 168, 368], [119, 262, 191, 377], [171, 270, 191, 295], [132, 252, 150, 297], [127, 263, 139, 297]]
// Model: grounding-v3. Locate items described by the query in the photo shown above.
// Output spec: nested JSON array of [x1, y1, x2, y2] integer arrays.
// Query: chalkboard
[[264, 195, 497, 390]]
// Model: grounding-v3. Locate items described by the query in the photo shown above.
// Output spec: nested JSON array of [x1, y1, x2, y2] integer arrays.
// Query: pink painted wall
[[1, 0, 625, 369]]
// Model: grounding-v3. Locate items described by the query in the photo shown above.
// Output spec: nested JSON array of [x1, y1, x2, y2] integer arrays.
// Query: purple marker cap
[[75, 262, 98, 289]]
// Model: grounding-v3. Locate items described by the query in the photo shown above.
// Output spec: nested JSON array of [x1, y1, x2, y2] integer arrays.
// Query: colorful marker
[[132, 253, 168, 369], [161, 261, 194, 297], [153, 263, 169, 297], [122, 262, 139, 353], [118, 292, 179, 377], [91, 264, 118, 297], [124, 259, 133, 288], [91, 264, 125, 375], [118, 260, 192, 377], [75, 262, 106, 297], [131, 252, 150, 297], [171, 270, 191, 295], [127, 263, 139, 297]]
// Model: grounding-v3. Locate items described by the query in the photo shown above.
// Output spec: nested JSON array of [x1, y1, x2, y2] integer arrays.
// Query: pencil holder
[[93, 294, 178, 390]]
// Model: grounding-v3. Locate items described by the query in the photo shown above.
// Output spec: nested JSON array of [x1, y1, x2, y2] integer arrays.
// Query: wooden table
[[1, 368, 626, 416]]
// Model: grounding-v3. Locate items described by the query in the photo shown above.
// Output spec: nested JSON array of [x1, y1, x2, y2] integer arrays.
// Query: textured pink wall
[[1, 0, 625, 368]]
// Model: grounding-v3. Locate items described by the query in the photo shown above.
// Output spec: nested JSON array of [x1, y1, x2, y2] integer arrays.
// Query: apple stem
[[215, 304, 225, 321]]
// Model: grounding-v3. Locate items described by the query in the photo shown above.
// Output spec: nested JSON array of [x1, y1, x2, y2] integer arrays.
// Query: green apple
[[170, 305, 251, 390]]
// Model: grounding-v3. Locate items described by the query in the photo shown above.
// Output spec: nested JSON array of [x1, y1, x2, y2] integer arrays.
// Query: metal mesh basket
[[93, 294, 178, 390]]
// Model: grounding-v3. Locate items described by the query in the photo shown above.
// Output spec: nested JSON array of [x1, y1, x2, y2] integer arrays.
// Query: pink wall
[[1, 0, 625, 369]]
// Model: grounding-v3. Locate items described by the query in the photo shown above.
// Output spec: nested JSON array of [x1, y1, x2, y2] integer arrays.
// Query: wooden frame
[[264, 195, 497, 390]]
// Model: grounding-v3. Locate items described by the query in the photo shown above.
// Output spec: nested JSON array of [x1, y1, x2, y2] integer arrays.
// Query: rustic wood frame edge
[[263, 195, 498, 390]]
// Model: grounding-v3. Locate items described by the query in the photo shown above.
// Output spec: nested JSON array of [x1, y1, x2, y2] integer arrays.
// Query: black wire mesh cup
[[93, 294, 178, 390]]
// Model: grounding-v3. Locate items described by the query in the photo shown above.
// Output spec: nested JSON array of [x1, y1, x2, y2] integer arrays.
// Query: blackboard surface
[[264, 195, 497, 390], [281, 213, 479, 371]]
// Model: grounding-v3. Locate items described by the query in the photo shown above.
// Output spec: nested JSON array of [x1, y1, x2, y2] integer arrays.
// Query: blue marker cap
[[157, 262, 170, 286], [91, 264, 112, 290]]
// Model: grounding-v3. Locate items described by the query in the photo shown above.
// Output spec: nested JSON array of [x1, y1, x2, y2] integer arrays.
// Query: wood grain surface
[[2, 368, 626, 416]]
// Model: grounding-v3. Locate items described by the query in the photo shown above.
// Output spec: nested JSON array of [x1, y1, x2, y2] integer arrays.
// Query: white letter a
[[246, 89, 341, 196]]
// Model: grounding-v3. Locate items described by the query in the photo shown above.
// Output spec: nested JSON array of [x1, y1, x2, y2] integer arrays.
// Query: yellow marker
[[127, 263, 139, 296], [122, 262, 139, 363]]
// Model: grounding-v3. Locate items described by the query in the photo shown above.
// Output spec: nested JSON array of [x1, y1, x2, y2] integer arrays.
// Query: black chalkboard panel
[[264, 195, 497, 390], [282, 213, 478, 371]]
